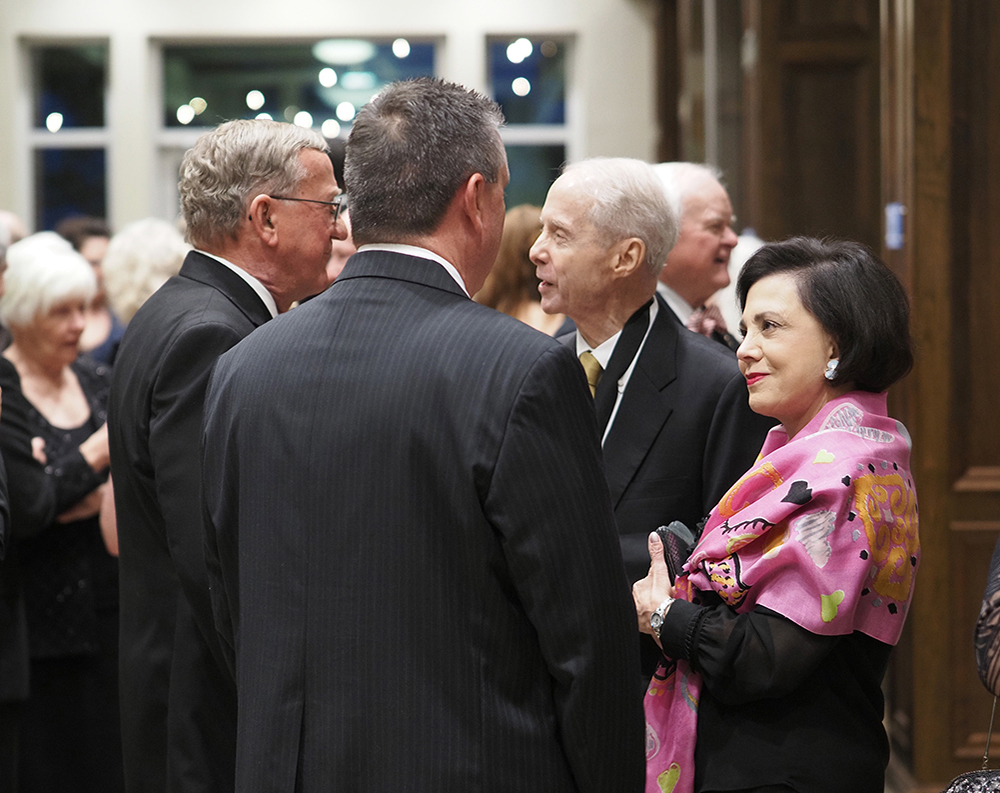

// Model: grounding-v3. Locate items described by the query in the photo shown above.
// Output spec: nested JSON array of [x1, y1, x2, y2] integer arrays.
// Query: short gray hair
[[0, 232, 97, 328], [103, 218, 190, 322], [345, 78, 506, 246], [179, 119, 328, 249], [561, 157, 678, 277], [653, 162, 724, 223]]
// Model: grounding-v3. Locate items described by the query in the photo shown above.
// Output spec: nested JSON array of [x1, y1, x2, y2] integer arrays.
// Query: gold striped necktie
[[579, 350, 603, 398]]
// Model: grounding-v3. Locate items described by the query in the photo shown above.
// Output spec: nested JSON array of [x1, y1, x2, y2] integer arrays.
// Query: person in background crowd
[[634, 236, 919, 793], [0, 231, 118, 792], [201, 78, 644, 793], [56, 216, 124, 365], [530, 157, 774, 682], [976, 536, 1000, 696], [653, 162, 742, 351], [97, 217, 190, 557], [706, 228, 764, 343], [108, 118, 347, 793], [0, 211, 26, 247], [474, 203, 564, 335], [0, 214, 15, 792], [325, 206, 357, 283], [0, 212, 24, 352], [102, 217, 189, 324]]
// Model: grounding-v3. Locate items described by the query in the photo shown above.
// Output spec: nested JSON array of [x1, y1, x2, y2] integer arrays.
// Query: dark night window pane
[[162, 41, 435, 132], [34, 45, 107, 129], [489, 38, 566, 125], [35, 148, 107, 231], [505, 145, 565, 208]]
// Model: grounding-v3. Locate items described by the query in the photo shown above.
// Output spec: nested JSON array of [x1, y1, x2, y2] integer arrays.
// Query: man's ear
[[461, 172, 489, 233], [248, 195, 279, 247], [611, 237, 646, 278]]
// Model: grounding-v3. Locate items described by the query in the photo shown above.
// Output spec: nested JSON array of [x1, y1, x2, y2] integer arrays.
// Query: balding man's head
[[530, 158, 679, 346], [654, 162, 738, 308]]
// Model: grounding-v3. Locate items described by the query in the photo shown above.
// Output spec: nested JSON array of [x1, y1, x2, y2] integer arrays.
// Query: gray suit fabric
[[202, 249, 645, 793]]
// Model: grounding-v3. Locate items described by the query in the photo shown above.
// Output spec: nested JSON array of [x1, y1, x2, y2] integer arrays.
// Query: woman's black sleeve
[[659, 598, 841, 705], [0, 360, 57, 537]]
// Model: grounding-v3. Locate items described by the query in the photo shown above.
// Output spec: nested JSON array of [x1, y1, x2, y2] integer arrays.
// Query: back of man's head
[[345, 78, 506, 247], [561, 157, 678, 277], [179, 119, 328, 250]]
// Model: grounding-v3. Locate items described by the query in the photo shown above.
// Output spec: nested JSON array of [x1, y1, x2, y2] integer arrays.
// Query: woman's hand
[[632, 531, 677, 648]]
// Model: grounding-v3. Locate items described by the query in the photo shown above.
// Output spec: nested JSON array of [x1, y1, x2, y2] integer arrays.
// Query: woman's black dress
[[1, 356, 122, 793]]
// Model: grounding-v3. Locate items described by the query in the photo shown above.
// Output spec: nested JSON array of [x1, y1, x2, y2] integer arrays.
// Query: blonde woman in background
[[97, 218, 188, 556], [102, 218, 189, 324], [475, 204, 566, 335]]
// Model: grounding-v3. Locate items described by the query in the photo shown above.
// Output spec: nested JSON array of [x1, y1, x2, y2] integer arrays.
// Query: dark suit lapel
[[593, 300, 652, 434], [601, 298, 679, 507], [178, 251, 274, 327]]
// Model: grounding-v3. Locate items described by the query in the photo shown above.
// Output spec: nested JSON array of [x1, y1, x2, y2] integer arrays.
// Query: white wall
[[0, 0, 659, 231]]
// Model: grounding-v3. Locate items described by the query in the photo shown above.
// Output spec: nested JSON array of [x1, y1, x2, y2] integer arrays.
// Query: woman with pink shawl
[[633, 237, 919, 793]]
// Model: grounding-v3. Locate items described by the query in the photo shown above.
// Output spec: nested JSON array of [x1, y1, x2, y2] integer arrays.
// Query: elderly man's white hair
[[652, 162, 725, 224], [560, 157, 679, 277], [0, 219, 9, 265]]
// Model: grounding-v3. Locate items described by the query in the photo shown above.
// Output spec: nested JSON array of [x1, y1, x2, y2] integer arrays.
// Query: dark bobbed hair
[[736, 236, 913, 393], [344, 78, 506, 247]]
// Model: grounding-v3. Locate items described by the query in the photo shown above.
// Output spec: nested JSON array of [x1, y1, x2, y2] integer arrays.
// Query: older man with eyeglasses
[[108, 119, 348, 793]]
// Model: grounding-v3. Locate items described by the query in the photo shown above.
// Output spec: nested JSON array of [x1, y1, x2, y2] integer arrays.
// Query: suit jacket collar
[[600, 294, 680, 506], [334, 249, 469, 299], [178, 250, 274, 327]]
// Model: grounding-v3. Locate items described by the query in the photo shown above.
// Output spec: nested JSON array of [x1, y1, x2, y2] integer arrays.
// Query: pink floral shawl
[[643, 391, 920, 793]]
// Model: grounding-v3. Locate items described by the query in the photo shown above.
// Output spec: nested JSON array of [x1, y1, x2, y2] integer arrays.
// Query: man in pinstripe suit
[[201, 78, 644, 792]]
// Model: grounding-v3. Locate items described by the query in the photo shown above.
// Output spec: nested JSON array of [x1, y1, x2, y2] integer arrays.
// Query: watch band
[[650, 596, 675, 641]]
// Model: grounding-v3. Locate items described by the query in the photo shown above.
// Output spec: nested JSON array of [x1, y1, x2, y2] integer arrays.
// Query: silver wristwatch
[[649, 596, 675, 641]]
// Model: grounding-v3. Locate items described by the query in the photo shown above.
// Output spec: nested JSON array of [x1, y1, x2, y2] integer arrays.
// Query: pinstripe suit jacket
[[201, 249, 645, 793], [109, 251, 267, 792]]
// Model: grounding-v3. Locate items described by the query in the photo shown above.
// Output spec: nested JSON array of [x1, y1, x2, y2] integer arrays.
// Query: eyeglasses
[[269, 194, 348, 222]]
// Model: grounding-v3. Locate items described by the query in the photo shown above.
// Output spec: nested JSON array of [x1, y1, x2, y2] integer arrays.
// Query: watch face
[[650, 613, 663, 630]]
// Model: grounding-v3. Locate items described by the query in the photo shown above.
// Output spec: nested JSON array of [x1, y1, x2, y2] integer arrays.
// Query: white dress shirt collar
[[575, 299, 659, 445], [357, 243, 470, 297], [656, 280, 695, 323], [195, 250, 278, 319]]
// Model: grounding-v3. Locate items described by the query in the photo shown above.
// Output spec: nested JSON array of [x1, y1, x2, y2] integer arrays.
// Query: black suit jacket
[[108, 251, 272, 793], [564, 297, 774, 677], [201, 250, 645, 793]]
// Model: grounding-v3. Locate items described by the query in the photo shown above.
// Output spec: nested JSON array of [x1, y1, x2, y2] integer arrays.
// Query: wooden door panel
[[743, 0, 880, 250]]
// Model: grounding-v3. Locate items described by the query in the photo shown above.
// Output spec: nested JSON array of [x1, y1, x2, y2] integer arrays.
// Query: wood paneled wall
[[742, 0, 881, 249], [659, 0, 1000, 788]]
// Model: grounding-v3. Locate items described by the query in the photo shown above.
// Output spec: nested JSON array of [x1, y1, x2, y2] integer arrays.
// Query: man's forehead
[[683, 180, 732, 219], [543, 175, 596, 223], [299, 148, 340, 193]]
